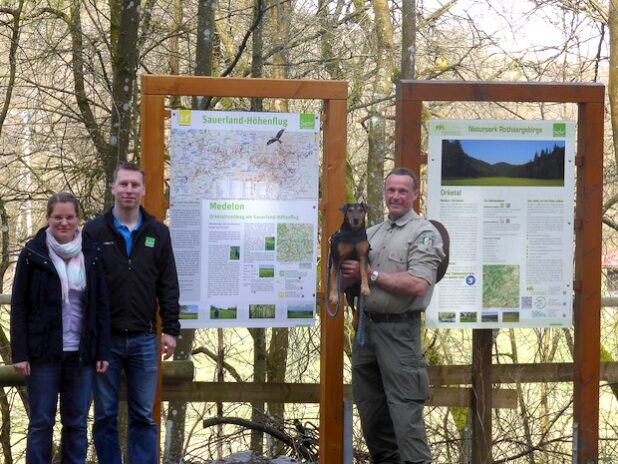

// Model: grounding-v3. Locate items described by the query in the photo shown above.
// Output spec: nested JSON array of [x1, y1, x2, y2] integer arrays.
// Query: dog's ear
[[339, 204, 349, 213], [360, 202, 370, 212]]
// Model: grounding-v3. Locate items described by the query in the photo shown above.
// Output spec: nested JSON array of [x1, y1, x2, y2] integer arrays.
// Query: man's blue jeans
[[93, 333, 158, 464], [25, 354, 93, 464]]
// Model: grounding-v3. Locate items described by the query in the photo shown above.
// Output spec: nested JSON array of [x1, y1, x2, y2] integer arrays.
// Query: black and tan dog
[[328, 203, 371, 316]]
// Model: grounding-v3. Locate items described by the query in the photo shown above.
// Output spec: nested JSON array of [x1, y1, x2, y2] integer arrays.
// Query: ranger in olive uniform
[[341, 167, 445, 464]]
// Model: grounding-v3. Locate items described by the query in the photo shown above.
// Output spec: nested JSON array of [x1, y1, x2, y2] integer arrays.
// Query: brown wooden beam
[[430, 362, 618, 384], [141, 75, 348, 100], [397, 80, 604, 103], [160, 383, 516, 408], [0, 361, 194, 387], [2, 362, 617, 388]]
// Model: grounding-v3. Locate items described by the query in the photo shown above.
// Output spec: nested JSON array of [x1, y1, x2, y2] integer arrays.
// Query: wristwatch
[[370, 270, 379, 283]]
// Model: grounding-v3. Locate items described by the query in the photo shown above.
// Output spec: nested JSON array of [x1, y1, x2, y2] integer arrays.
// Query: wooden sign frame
[[140, 75, 348, 463], [394, 80, 604, 463]]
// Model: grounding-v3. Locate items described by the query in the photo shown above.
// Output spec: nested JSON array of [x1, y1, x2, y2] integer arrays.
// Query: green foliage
[[450, 407, 469, 433], [601, 344, 614, 362]]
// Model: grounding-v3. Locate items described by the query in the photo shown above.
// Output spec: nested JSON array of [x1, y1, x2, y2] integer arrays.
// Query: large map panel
[[170, 110, 320, 328]]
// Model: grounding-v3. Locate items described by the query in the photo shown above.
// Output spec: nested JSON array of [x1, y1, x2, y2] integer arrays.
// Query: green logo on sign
[[553, 123, 566, 137], [300, 113, 315, 130], [145, 236, 155, 248]]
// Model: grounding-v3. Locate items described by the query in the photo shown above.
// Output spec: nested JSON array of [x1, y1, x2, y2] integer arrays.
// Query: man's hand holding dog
[[341, 260, 430, 297], [340, 260, 362, 289]]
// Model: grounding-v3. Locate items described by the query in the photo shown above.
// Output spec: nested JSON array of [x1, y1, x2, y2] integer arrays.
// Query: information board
[[426, 120, 575, 329]]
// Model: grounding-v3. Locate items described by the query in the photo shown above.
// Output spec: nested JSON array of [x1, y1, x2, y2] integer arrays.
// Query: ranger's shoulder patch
[[417, 230, 436, 252]]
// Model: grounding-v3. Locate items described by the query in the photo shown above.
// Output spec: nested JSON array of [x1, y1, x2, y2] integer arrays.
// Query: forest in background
[[1, 0, 618, 462]]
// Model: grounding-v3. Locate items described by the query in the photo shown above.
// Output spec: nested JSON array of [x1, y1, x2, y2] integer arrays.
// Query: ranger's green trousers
[[352, 314, 432, 464]]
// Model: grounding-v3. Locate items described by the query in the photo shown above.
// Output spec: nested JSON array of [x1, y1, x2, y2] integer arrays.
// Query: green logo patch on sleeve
[[418, 231, 435, 252], [145, 236, 156, 248]]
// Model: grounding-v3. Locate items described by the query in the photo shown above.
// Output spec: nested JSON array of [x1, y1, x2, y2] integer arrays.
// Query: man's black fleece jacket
[[83, 207, 180, 337]]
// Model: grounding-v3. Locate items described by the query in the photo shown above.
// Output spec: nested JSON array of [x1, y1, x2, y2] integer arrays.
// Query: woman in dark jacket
[[10, 192, 110, 464]]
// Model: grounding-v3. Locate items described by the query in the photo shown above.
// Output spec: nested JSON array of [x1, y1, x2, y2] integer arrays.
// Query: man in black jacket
[[84, 162, 180, 464]]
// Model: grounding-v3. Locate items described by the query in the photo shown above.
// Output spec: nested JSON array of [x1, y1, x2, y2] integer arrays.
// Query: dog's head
[[340, 203, 369, 230]]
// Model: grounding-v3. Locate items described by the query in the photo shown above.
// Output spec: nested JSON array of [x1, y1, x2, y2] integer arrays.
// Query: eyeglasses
[[49, 215, 78, 222]]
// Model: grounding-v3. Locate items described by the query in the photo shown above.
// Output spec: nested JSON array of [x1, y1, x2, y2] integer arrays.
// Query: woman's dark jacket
[[10, 227, 111, 366]]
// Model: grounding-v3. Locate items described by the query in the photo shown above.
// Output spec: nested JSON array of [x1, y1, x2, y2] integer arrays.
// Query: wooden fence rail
[[0, 360, 616, 409], [1, 294, 615, 411]]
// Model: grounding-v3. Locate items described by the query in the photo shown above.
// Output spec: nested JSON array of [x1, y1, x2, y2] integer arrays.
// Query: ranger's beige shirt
[[364, 209, 445, 314]]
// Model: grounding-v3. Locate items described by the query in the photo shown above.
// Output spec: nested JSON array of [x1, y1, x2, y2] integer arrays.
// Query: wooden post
[[394, 97, 422, 171], [320, 98, 347, 462], [141, 94, 167, 220], [573, 100, 604, 462], [395, 80, 604, 463], [140, 75, 348, 464], [471, 330, 493, 463], [394, 97, 423, 210]]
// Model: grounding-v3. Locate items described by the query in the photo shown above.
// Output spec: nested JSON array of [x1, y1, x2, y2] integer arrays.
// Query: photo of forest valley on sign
[[441, 139, 566, 187]]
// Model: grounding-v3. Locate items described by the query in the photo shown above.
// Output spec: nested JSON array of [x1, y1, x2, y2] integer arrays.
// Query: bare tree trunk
[[67, 2, 114, 206], [164, 331, 194, 463], [170, 19, 219, 460], [265, 0, 290, 435], [367, 0, 394, 224], [0, 4, 29, 462], [0, 0, 24, 139], [168, 0, 183, 109], [270, 0, 290, 112], [509, 328, 536, 464], [0, 330, 16, 464], [0, 201, 9, 296], [250, 0, 265, 112], [0, 386, 12, 464], [107, 0, 141, 205], [266, 329, 288, 424], [609, 0, 618, 167], [162, 2, 196, 460], [216, 328, 225, 459], [401, 0, 416, 79], [193, 0, 218, 110], [0, 225, 13, 461], [318, 0, 344, 79], [248, 328, 267, 455], [248, 0, 267, 454]]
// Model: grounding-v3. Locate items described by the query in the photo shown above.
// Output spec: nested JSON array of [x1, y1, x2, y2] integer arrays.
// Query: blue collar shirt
[[112, 209, 143, 257]]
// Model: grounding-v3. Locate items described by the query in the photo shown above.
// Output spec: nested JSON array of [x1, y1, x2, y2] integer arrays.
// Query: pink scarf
[[45, 228, 86, 303]]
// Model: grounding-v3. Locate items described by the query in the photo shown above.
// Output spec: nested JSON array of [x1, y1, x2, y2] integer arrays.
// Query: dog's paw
[[329, 292, 340, 305], [361, 284, 370, 296]]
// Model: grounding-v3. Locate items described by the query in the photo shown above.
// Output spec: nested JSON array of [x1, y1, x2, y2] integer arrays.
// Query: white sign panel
[[426, 120, 575, 329], [170, 110, 320, 328]]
